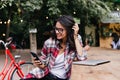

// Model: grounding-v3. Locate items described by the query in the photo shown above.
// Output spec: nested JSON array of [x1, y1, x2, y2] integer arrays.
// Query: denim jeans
[[40, 73, 68, 80], [20, 73, 68, 80]]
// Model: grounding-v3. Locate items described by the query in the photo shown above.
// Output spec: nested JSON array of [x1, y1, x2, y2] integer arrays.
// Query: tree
[[0, 0, 111, 47], [0, 0, 43, 45], [66, 0, 111, 46]]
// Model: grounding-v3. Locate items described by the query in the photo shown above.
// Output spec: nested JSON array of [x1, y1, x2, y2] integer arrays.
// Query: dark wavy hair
[[51, 15, 76, 51]]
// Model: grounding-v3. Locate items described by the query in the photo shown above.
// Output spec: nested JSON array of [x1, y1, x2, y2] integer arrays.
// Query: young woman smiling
[[21, 15, 89, 80]]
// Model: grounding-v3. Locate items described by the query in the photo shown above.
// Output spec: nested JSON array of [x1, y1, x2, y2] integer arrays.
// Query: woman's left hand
[[72, 23, 79, 35]]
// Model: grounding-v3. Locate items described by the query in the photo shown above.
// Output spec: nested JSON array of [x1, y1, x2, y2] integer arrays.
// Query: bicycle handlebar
[[0, 39, 12, 49]]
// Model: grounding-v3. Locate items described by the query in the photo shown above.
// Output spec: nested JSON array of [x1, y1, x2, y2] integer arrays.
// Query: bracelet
[[74, 34, 78, 36], [74, 34, 78, 40]]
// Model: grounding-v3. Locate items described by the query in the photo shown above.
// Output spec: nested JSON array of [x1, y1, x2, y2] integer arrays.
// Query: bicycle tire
[[11, 62, 35, 80]]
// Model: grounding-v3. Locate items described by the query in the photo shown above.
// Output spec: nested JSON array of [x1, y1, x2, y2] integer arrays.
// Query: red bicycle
[[0, 39, 35, 80]]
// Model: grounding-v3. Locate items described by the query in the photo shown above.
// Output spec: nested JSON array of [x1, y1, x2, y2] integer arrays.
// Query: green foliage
[[47, 0, 61, 15], [0, 0, 111, 28], [0, 0, 43, 11], [0, 0, 114, 47], [20, 0, 43, 11], [0, 0, 14, 9], [71, 0, 110, 19]]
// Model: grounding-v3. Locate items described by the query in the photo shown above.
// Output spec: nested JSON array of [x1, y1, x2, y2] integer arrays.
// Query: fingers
[[33, 57, 42, 65], [34, 60, 42, 65], [32, 57, 46, 69], [72, 23, 79, 29], [72, 23, 79, 35], [73, 23, 79, 30]]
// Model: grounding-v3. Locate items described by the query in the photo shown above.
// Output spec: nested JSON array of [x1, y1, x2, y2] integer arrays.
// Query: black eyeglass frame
[[54, 27, 65, 33]]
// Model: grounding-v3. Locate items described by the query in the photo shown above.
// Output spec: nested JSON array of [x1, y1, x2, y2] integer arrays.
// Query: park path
[[0, 47, 120, 80]]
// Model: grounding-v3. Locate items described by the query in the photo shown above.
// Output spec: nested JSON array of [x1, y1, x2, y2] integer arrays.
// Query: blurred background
[[0, 0, 120, 49]]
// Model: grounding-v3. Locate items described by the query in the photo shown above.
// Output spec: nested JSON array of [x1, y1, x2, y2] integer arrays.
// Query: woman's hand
[[32, 57, 46, 69], [72, 23, 79, 35], [84, 45, 90, 51]]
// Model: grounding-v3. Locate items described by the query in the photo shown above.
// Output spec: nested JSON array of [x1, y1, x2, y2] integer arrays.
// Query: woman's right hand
[[32, 57, 46, 69], [84, 45, 90, 51]]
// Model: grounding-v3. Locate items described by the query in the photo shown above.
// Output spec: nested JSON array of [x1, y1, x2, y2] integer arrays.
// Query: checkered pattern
[[24, 35, 87, 80]]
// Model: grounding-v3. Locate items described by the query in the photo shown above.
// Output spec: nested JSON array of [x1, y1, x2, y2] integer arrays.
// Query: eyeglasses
[[54, 27, 64, 33]]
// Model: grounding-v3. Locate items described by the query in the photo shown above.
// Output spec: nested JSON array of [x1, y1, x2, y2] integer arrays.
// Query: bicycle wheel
[[11, 62, 35, 80]]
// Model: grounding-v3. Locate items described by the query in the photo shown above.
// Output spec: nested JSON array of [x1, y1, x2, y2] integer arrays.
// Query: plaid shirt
[[27, 35, 87, 80]]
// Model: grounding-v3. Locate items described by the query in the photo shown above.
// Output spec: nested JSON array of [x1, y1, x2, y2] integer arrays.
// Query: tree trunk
[[79, 20, 86, 46]]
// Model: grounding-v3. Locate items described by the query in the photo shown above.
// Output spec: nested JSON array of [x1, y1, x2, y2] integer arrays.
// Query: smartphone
[[30, 52, 40, 60]]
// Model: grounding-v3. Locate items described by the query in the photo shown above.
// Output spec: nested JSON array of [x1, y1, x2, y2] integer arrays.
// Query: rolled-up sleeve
[[74, 35, 87, 61]]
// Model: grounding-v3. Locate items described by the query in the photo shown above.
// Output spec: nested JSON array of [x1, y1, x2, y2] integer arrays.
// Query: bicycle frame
[[0, 40, 26, 80]]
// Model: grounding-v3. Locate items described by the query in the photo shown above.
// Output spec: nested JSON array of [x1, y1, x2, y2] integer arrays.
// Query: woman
[[22, 15, 89, 80]]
